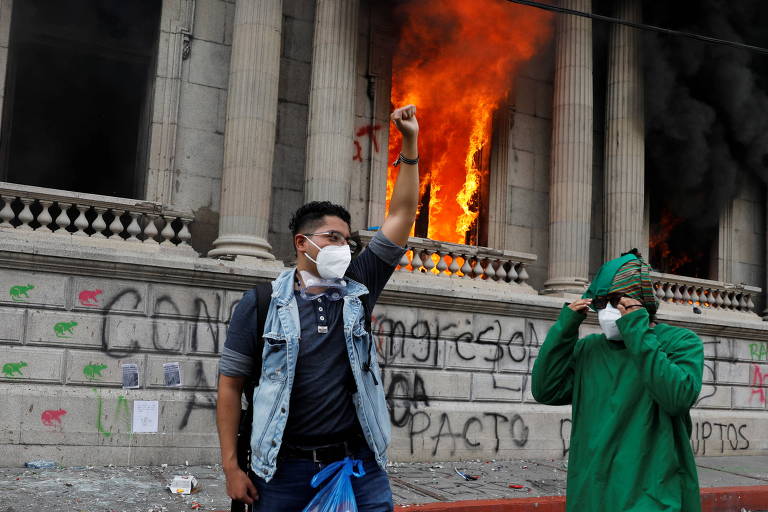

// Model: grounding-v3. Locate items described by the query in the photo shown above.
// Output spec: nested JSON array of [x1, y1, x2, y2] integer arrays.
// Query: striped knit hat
[[583, 249, 659, 314]]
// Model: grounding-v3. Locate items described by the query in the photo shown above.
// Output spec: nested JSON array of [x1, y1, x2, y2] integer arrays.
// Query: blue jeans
[[251, 446, 393, 512]]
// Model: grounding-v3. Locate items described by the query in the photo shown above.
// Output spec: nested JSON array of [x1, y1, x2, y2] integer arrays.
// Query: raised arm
[[616, 301, 703, 416], [381, 105, 419, 247], [531, 300, 589, 405]]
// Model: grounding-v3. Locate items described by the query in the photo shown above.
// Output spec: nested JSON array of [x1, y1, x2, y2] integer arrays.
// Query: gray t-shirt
[[219, 230, 405, 447]]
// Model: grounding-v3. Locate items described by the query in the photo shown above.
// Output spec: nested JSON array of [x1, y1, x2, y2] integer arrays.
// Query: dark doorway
[[1, 0, 162, 199], [648, 197, 716, 279]]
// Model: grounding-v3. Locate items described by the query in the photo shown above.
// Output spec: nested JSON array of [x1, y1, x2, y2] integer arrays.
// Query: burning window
[[385, 0, 552, 246], [0, 0, 162, 199], [649, 205, 715, 279]]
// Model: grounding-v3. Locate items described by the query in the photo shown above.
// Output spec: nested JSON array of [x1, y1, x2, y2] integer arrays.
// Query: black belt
[[279, 437, 366, 464]]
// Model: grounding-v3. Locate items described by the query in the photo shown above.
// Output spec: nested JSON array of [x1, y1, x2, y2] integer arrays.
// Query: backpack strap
[[344, 269, 377, 384], [235, 281, 273, 511], [253, 282, 272, 381], [244, 282, 273, 411], [344, 268, 371, 332]]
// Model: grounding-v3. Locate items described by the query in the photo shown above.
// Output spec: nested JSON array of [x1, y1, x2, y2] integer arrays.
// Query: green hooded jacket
[[532, 260, 704, 511]]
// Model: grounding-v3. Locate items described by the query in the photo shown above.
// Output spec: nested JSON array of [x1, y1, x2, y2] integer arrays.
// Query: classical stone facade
[[0, 0, 766, 465]]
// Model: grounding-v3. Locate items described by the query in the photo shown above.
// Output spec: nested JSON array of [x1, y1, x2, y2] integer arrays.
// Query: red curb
[[392, 485, 768, 512], [701, 485, 768, 512], [395, 495, 565, 512]]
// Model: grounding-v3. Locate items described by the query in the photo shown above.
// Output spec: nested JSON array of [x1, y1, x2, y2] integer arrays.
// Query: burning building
[[0, 0, 766, 467]]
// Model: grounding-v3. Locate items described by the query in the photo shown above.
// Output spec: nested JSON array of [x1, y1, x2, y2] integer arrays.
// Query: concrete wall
[[348, 3, 396, 235], [503, 45, 554, 292], [1, 250, 766, 466], [267, 0, 392, 262], [267, 0, 315, 263], [730, 176, 766, 309], [172, 0, 235, 254], [0, 254, 255, 465], [374, 294, 768, 462]]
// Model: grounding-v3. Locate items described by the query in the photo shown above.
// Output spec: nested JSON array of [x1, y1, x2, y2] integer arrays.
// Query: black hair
[[621, 248, 643, 258], [288, 201, 352, 236]]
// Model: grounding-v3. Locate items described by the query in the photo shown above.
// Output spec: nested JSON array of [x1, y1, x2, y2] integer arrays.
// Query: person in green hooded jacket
[[532, 249, 704, 512]]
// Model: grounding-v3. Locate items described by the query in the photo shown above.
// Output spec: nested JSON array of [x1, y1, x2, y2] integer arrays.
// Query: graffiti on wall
[[2, 361, 27, 377], [352, 124, 382, 161], [375, 311, 546, 457], [79, 289, 103, 307], [1, 278, 765, 459], [41, 409, 67, 429], [9, 284, 34, 302], [691, 420, 750, 455]]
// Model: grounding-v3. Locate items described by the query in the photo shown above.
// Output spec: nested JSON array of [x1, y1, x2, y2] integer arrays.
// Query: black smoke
[[641, 1, 768, 277], [644, 1, 768, 215]]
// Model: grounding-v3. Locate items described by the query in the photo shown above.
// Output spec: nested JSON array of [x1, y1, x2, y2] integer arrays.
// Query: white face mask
[[303, 237, 352, 280], [598, 303, 623, 340]]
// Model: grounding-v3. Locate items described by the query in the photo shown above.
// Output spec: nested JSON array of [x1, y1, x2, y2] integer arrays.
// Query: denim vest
[[249, 268, 390, 481]]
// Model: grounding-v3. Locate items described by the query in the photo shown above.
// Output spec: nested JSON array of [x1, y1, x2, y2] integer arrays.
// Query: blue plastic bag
[[301, 457, 366, 512]]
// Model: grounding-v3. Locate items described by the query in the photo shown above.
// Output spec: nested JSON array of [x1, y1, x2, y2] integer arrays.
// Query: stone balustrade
[[652, 271, 761, 315], [356, 230, 536, 287], [0, 182, 195, 251]]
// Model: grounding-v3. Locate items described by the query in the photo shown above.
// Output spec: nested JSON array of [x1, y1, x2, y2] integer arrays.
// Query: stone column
[[0, 0, 13, 115], [603, 0, 645, 260], [304, 0, 359, 207], [487, 105, 512, 250], [543, 0, 593, 295], [208, 0, 281, 260]]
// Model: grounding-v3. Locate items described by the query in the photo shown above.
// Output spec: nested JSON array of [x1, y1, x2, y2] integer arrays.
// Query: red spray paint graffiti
[[750, 365, 767, 404], [357, 124, 382, 152], [79, 289, 103, 307], [41, 409, 67, 427], [352, 124, 382, 161]]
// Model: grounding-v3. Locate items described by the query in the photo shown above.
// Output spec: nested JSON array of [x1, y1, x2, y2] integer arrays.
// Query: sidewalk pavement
[[0, 456, 765, 512]]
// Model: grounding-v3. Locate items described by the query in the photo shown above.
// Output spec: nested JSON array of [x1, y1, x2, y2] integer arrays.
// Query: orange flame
[[386, 0, 552, 244]]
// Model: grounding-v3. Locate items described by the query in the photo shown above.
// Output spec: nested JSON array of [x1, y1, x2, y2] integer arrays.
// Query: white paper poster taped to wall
[[132, 400, 159, 433]]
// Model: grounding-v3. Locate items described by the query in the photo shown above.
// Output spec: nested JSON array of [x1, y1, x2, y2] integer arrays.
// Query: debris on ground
[[168, 474, 198, 495], [454, 468, 480, 481], [24, 460, 57, 469]]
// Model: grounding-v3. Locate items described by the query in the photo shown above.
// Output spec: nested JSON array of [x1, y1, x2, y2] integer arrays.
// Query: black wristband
[[392, 153, 419, 167]]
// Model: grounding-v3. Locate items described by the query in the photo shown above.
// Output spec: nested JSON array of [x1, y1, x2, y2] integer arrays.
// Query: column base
[[208, 234, 275, 260], [541, 277, 589, 297]]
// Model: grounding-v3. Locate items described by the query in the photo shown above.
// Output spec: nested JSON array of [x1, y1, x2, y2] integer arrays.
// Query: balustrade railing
[[651, 272, 761, 315], [0, 183, 195, 251], [356, 230, 536, 287]]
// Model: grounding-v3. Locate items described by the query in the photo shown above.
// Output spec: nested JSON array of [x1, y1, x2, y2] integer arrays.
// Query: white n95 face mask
[[598, 303, 624, 340], [303, 237, 352, 280]]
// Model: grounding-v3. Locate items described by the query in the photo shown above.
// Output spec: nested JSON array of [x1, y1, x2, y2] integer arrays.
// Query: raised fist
[[391, 104, 418, 139]]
